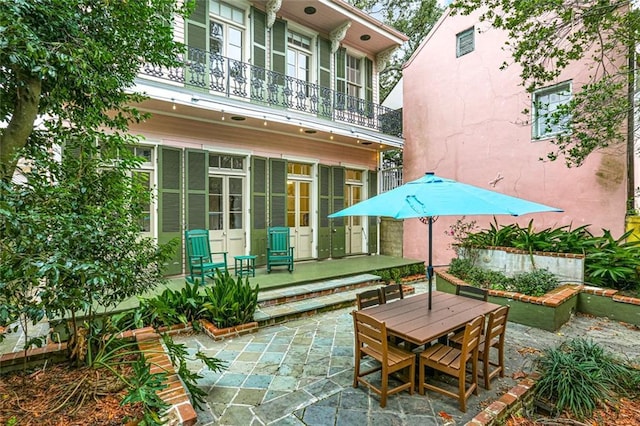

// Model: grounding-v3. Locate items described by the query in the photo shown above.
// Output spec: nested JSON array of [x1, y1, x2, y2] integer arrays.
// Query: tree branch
[[0, 71, 42, 180]]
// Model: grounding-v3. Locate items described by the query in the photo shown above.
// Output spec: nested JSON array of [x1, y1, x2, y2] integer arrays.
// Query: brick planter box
[[436, 269, 580, 332], [199, 319, 259, 340], [437, 269, 640, 331], [578, 286, 640, 326]]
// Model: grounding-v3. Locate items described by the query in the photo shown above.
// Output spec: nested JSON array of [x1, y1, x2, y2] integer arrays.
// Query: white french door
[[287, 179, 313, 259], [209, 174, 245, 259], [345, 171, 364, 254]]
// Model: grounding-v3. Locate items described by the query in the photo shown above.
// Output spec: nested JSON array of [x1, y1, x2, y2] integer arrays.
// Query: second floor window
[[187, 0, 245, 60], [346, 54, 362, 99], [532, 82, 572, 139], [210, 20, 243, 61], [287, 31, 311, 83]]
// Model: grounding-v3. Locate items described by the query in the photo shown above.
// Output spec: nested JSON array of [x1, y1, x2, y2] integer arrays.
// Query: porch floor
[[114, 255, 422, 312], [171, 254, 419, 290]]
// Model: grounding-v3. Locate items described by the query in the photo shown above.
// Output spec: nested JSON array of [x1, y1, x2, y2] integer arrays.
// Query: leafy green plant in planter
[[585, 229, 640, 291], [135, 280, 205, 329], [390, 268, 402, 284], [200, 271, 259, 328], [375, 269, 392, 284], [411, 263, 426, 276], [534, 338, 640, 420], [447, 258, 558, 296], [511, 269, 559, 297]]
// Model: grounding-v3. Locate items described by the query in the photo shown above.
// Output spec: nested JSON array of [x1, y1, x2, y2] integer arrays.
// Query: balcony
[[141, 48, 402, 138]]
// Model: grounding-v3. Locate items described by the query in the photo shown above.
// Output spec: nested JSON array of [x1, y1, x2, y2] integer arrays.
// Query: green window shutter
[[158, 146, 183, 275], [318, 164, 331, 259], [251, 156, 268, 266], [251, 7, 266, 68], [318, 37, 331, 89], [364, 57, 373, 103], [271, 19, 287, 75], [186, 149, 208, 230], [368, 170, 378, 254], [269, 158, 287, 227], [330, 166, 346, 258], [335, 47, 346, 110], [185, 0, 207, 89]]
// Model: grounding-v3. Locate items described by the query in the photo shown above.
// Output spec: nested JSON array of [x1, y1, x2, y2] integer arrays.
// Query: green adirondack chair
[[185, 229, 228, 283], [266, 226, 294, 273]]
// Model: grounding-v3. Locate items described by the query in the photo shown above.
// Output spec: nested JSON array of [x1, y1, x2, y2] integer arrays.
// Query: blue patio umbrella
[[328, 172, 563, 309]]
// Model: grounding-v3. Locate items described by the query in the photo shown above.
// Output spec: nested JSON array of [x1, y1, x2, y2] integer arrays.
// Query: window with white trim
[[209, 1, 244, 61], [287, 31, 311, 83], [532, 82, 572, 139], [456, 27, 474, 57]]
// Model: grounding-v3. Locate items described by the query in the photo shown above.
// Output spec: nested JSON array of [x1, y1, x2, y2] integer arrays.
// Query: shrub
[[511, 269, 559, 297], [201, 271, 259, 328], [460, 220, 640, 292], [447, 259, 558, 296], [534, 338, 640, 420], [585, 230, 640, 290]]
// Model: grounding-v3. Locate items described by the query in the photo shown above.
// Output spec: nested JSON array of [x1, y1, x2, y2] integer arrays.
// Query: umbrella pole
[[428, 217, 433, 310]]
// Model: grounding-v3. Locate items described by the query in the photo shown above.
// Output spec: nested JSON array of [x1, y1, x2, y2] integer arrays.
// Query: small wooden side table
[[234, 255, 257, 277]]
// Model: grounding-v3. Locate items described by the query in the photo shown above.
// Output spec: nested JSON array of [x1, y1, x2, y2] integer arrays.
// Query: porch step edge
[[257, 273, 381, 306], [254, 286, 383, 325]]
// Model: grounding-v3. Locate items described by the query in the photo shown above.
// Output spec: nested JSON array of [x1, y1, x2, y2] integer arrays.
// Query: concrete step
[[254, 275, 418, 327], [254, 286, 383, 326], [257, 273, 381, 307]]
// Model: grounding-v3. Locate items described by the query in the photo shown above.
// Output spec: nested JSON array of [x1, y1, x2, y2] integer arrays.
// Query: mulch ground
[[0, 361, 145, 425], [506, 397, 640, 426]]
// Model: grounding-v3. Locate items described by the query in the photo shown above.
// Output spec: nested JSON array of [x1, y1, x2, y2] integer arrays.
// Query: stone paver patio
[[173, 282, 640, 425]]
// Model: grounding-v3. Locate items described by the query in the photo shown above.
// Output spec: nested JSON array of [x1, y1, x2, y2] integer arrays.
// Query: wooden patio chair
[[455, 284, 488, 301], [352, 311, 415, 408], [447, 285, 488, 341], [418, 315, 484, 412], [266, 226, 294, 273], [380, 283, 404, 303], [449, 305, 510, 389], [356, 288, 383, 310], [184, 229, 228, 283]]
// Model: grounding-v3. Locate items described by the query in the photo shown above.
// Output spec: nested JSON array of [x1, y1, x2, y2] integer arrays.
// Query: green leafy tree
[[0, 0, 189, 363], [0, 0, 189, 179], [349, 0, 443, 100], [450, 1, 638, 182]]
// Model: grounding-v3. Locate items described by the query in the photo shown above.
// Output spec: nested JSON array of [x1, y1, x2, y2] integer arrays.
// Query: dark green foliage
[[460, 220, 640, 292], [200, 271, 259, 329], [448, 258, 557, 296], [585, 230, 640, 290], [511, 269, 559, 297], [136, 281, 205, 329], [534, 339, 640, 420], [410, 263, 426, 276], [121, 357, 169, 426], [349, 0, 443, 99]]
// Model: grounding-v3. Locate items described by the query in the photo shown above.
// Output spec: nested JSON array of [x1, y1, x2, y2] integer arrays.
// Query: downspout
[[627, 22, 637, 214]]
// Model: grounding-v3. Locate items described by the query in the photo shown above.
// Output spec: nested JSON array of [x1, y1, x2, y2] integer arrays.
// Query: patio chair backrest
[[380, 283, 403, 303], [185, 229, 211, 262], [268, 227, 291, 254], [456, 284, 488, 302], [356, 288, 383, 310]]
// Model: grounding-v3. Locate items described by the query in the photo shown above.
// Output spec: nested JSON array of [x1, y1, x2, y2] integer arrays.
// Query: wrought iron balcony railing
[[142, 48, 403, 137]]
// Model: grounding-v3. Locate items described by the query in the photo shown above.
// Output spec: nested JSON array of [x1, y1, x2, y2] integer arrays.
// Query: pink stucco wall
[[402, 10, 628, 267]]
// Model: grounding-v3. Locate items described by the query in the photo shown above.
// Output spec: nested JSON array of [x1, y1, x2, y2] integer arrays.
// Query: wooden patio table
[[360, 291, 501, 346]]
